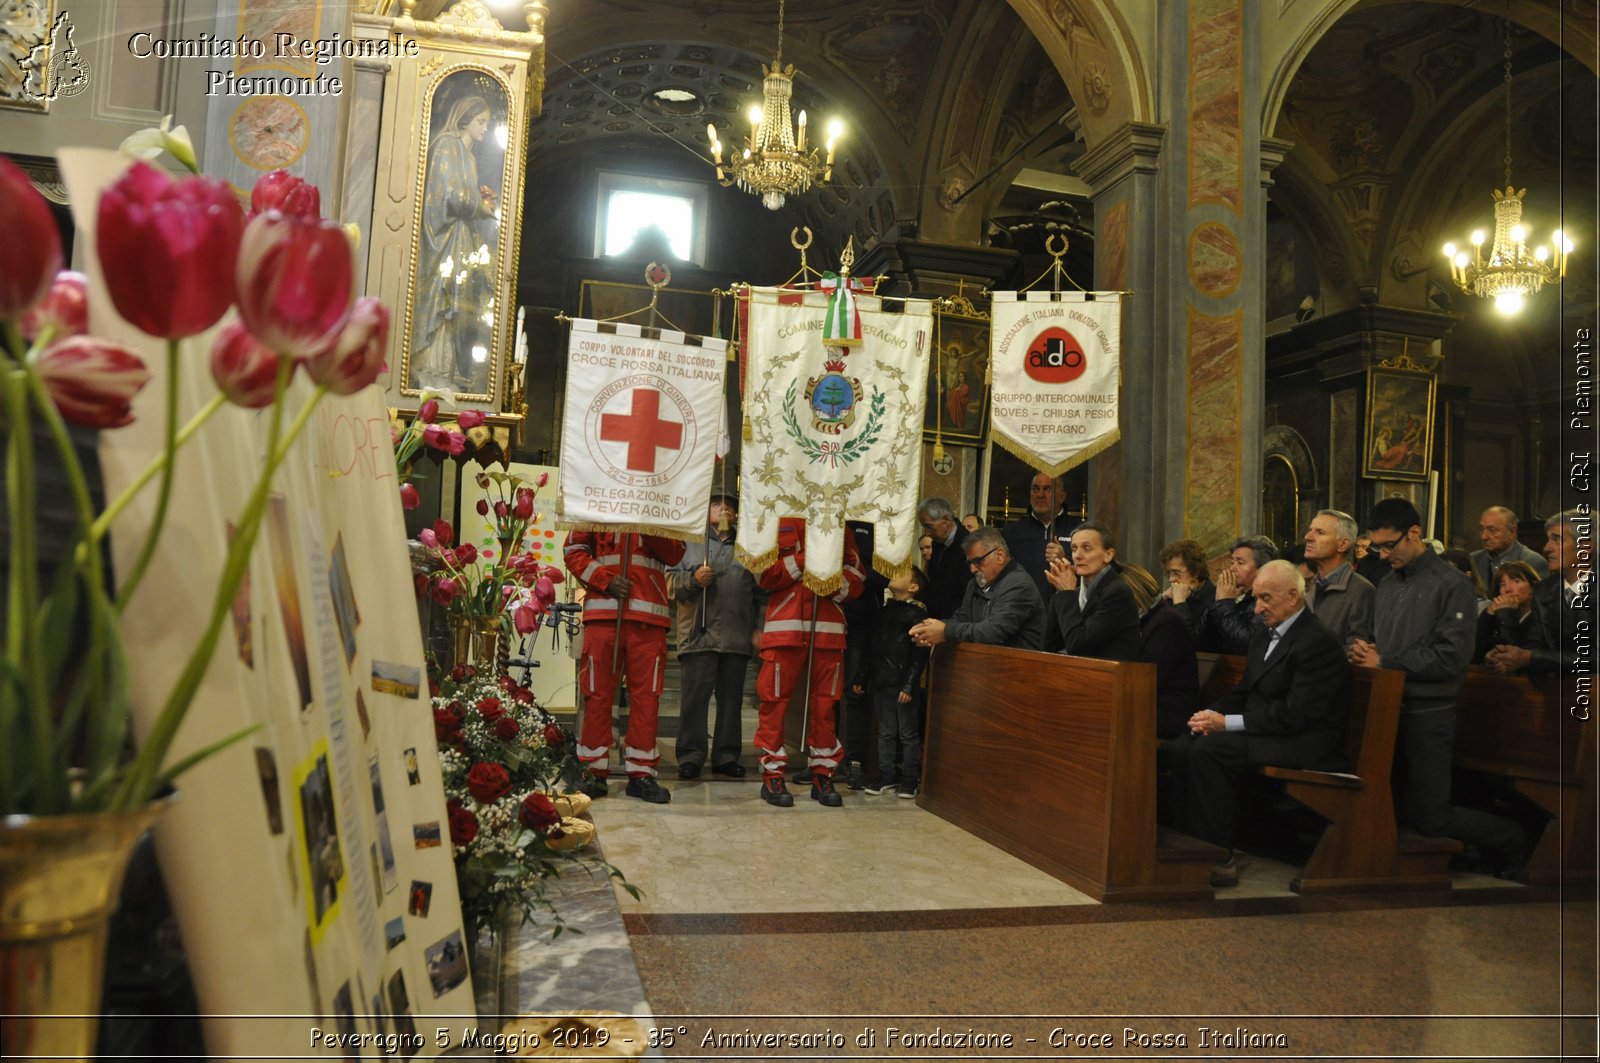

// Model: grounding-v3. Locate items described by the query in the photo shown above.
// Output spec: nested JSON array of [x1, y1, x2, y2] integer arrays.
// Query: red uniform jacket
[[563, 531, 686, 629], [758, 519, 864, 651]]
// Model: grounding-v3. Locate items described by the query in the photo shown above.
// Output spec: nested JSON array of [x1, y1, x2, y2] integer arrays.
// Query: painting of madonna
[[410, 83, 505, 396]]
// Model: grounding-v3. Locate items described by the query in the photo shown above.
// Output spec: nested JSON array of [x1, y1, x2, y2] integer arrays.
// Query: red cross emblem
[[599, 387, 684, 472]]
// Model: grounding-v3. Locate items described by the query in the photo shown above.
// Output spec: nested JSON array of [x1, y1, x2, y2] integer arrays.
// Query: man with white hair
[[1302, 509, 1375, 648], [1167, 560, 1349, 888], [1485, 509, 1593, 677], [1469, 506, 1548, 592]]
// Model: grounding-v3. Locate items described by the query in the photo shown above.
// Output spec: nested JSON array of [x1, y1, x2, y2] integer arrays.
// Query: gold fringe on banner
[[872, 550, 913, 582], [987, 426, 1123, 481], [734, 541, 779, 578]]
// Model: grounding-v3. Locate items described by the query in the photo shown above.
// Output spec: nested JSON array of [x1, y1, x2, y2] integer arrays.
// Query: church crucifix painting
[[1362, 367, 1436, 482], [924, 306, 990, 446], [404, 69, 510, 401]]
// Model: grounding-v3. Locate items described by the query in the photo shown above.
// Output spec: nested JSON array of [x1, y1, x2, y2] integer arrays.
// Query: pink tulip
[[512, 487, 534, 521], [536, 471, 549, 488], [418, 528, 438, 549], [306, 297, 389, 395], [235, 212, 354, 358], [418, 398, 439, 423], [399, 483, 421, 510], [430, 577, 458, 605], [432, 520, 454, 548], [209, 321, 285, 409], [33, 336, 150, 429], [534, 574, 556, 601], [457, 409, 485, 430], [21, 271, 88, 343], [0, 157, 64, 321], [475, 499, 489, 516], [513, 604, 538, 634], [250, 170, 321, 221], [96, 161, 243, 339]]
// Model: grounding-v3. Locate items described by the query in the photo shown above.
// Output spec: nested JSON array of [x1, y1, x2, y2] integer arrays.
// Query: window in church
[[595, 171, 707, 265]]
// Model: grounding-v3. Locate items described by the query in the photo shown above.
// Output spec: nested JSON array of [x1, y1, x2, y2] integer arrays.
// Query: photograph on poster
[[332, 981, 357, 1043], [387, 969, 420, 1056], [385, 915, 407, 951], [329, 532, 361, 666], [413, 821, 441, 849], [408, 880, 432, 917], [425, 930, 470, 998], [372, 660, 421, 698], [267, 495, 313, 709], [255, 746, 282, 834], [295, 750, 346, 934], [404, 747, 421, 785]]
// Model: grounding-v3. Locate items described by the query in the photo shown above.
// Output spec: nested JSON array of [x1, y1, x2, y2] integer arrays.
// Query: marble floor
[[563, 690, 1598, 1061]]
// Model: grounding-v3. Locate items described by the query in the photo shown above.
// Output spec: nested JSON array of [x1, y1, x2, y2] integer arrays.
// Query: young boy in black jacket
[[853, 567, 930, 798]]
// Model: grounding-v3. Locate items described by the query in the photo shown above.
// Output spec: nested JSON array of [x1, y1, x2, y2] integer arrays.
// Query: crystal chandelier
[[1440, 27, 1573, 316], [706, 0, 842, 210]]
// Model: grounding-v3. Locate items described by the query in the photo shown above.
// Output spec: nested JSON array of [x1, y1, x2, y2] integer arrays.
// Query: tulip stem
[[88, 392, 226, 545], [113, 366, 328, 808], [113, 340, 182, 613]]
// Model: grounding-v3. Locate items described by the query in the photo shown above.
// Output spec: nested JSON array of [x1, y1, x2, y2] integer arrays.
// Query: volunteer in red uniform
[[564, 530, 686, 803], [753, 518, 864, 807]]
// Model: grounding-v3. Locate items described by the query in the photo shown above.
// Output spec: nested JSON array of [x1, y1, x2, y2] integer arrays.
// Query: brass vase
[[451, 615, 505, 672], [0, 793, 176, 1061]]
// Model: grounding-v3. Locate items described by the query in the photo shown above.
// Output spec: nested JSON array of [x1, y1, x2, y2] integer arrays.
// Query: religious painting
[[925, 305, 990, 446], [402, 68, 512, 402], [1363, 367, 1436, 482]]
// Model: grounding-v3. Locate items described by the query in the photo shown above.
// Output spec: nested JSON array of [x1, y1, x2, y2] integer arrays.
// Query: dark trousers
[[838, 630, 873, 763], [674, 651, 749, 769], [1394, 700, 1524, 857], [873, 686, 923, 786], [1166, 731, 1252, 848]]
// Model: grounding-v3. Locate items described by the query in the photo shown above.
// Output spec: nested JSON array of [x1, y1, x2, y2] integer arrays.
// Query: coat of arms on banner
[[739, 284, 931, 591], [560, 319, 728, 538]]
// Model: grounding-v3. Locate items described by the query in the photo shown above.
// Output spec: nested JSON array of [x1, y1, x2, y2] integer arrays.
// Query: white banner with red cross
[[988, 290, 1123, 476], [559, 318, 728, 538]]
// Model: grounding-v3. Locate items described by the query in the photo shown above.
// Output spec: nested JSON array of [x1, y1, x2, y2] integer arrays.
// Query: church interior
[[0, 0, 1595, 1059]]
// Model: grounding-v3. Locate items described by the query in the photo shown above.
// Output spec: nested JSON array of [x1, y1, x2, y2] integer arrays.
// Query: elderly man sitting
[[1165, 560, 1349, 888], [909, 528, 1044, 651]]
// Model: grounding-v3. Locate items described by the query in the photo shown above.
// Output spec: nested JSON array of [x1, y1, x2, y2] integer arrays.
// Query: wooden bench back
[[1195, 652, 1406, 778], [1455, 668, 1589, 783]]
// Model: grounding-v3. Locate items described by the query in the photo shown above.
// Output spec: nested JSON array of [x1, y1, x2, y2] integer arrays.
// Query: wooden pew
[[921, 642, 1221, 902], [1195, 653, 1457, 893], [1454, 668, 1595, 885]]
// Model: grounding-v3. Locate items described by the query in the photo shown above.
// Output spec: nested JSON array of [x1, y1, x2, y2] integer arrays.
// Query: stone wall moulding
[[368, 8, 543, 422]]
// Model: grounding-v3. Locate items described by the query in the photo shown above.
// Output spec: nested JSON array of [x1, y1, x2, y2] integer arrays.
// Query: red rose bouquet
[[431, 667, 637, 940]]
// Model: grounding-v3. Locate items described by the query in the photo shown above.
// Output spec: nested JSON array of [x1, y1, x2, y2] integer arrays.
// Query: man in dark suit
[[1485, 508, 1593, 678], [1167, 560, 1350, 888], [917, 496, 971, 621]]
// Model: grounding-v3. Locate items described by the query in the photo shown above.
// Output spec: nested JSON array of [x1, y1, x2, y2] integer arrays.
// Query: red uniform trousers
[[753, 643, 845, 778], [577, 619, 666, 778]]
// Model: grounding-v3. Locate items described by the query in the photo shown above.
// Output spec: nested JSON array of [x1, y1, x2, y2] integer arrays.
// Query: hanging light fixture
[[1440, 24, 1572, 316], [706, 0, 843, 210]]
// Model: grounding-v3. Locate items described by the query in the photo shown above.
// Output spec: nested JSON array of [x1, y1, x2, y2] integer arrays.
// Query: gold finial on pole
[[1045, 234, 1069, 293]]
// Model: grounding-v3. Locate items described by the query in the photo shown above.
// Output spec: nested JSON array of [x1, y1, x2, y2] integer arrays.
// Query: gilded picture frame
[[925, 304, 991, 446], [1362, 367, 1436, 482]]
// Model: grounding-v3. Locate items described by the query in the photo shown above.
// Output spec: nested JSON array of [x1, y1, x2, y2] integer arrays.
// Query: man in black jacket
[[1168, 560, 1349, 887], [1196, 536, 1276, 654], [909, 529, 1044, 651], [917, 496, 971, 621], [1484, 508, 1594, 677], [1001, 472, 1076, 600], [1350, 498, 1526, 872]]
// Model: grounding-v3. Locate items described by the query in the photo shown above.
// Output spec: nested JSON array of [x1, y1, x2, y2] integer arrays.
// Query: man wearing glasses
[[909, 528, 1045, 651], [1348, 498, 1527, 875]]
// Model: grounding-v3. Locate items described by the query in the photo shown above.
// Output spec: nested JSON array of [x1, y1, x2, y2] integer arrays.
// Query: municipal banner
[[560, 318, 728, 538], [989, 291, 1123, 475], [739, 286, 932, 592]]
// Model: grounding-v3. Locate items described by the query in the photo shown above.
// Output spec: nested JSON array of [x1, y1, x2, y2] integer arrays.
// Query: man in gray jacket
[[1302, 508, 1375, 648], [1469, 506, 1549, 592], [668, 493, 761, 779], [1349, 498, 1526, 873], [909, 528, 1045, 651]]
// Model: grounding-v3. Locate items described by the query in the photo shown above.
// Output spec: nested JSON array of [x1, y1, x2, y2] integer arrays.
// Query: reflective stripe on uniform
[[783, 555, 803, 581], [762, 618, 847, 637]]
